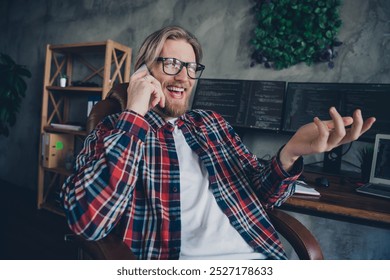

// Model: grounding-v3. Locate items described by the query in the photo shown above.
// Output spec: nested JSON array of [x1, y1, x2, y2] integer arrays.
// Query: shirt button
[[172, 187, 178, 192]]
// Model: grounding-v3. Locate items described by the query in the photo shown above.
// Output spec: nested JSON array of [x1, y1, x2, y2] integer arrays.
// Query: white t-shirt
[[168, 120, 266, 260]]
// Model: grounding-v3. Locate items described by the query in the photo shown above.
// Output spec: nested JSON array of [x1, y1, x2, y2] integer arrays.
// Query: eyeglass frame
[[155, 57, 205, 79]]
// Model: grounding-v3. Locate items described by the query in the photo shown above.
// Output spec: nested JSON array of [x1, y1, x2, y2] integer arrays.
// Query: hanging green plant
[[250, 0, 343, 70], [0, 53, 31, 137]]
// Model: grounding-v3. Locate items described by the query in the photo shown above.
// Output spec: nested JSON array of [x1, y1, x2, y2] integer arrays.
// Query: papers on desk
[[294, 181, 321, 196], [51, 123, 84, 131]]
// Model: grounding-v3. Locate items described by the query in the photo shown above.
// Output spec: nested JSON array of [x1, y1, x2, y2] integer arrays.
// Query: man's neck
[[152, 107, 186, 122]]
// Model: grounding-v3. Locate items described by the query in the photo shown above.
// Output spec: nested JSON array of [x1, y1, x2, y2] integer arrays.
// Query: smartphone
[[134, 63, 150, 75]]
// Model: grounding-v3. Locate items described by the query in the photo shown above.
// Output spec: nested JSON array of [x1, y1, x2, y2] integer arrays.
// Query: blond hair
[[134, 26, 203, 71]]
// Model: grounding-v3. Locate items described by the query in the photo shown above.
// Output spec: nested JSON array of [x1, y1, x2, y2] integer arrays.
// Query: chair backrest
[[86, 83, 129, 133]]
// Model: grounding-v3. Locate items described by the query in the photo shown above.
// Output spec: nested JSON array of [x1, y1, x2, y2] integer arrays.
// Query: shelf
[[41, 200, 65, 217], [44, 125, 88, 136], [38, 40, 131, 213], [43, 166, 73, 177], [49, 40, 129, 54], [47, 86, 103, 94]]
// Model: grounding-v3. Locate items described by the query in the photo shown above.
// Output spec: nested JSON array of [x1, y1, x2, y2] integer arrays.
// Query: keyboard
[[366, 183, 390, 192], [356, 183, 390, 199]]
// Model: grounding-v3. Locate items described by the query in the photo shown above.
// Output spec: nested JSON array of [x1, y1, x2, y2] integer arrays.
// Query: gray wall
[[0, 0, 389, 259]]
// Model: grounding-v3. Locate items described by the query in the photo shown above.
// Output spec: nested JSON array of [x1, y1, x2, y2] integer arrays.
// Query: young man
[[61, 26, 375, 260]]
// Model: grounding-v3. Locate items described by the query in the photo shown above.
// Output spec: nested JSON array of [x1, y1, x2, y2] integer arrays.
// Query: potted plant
[[59, 73, 67, 87], [0, 53, 31, 137], [250, 0, 343, 70]]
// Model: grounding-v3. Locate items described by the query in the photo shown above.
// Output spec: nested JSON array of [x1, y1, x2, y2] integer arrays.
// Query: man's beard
[[154, 97, 190, 119]]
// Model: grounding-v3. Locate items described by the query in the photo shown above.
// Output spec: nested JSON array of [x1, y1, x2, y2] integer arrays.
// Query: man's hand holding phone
[[126, 64, 165, 116]]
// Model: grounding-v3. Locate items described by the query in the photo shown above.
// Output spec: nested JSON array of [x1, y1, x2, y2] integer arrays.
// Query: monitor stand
[[323, 145, 343, 174]]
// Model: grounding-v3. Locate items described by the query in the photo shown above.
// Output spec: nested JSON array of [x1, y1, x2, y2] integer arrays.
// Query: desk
[[281, 171, 390, 228]]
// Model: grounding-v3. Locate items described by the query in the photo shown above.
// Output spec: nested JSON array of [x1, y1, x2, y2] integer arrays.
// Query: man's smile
[[166, 85, 185, 99]]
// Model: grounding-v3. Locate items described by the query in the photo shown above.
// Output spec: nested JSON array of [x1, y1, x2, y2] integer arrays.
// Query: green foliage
[[250, 0, 343, 70], [59, 72, 67, 79], [0, 53, 31, 137]]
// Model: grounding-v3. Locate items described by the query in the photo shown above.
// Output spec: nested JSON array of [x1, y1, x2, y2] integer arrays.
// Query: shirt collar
[[144, 110, 195, 132], [144, 110, 167, 131]]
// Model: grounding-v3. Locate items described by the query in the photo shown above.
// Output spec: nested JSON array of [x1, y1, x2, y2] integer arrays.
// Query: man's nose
[[174, 66, 188, 81]]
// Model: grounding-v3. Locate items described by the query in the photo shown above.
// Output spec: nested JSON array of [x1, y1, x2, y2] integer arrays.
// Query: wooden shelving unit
[[37, 40, 132, 214]]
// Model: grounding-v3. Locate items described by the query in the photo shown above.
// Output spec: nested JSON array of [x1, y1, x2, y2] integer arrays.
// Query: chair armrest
[[66, 234, 136, 260], [266, 208, 324, 260], [66, 209, 323, 260]]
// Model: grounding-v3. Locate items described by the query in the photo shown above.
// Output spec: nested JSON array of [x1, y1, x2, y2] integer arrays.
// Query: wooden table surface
[[281, 171, 390, 228]]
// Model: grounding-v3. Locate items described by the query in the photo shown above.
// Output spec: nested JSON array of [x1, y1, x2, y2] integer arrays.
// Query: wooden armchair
[[72, 83, 323, 260], [69, 208, 323, 260]]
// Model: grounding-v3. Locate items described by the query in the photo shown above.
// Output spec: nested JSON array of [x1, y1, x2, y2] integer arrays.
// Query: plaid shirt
[[61, 109, 302, 260]]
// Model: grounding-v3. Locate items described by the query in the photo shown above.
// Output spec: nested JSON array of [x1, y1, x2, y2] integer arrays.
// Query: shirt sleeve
[[60, 110, 149, 240], [222, 115, 303, 208], [260, 148, 303, 208]]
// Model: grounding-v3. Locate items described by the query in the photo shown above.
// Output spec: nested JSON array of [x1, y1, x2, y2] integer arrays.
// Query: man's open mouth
[[167, 86, 185, 98]]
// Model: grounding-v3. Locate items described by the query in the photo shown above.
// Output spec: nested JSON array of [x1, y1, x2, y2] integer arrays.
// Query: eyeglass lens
[[159, 57, 204, 79]]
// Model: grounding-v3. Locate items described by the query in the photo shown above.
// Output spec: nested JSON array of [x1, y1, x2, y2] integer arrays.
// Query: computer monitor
[[191, 78, 286, 131], [282, 82, 390, 174], [282, 82, 390, 142]]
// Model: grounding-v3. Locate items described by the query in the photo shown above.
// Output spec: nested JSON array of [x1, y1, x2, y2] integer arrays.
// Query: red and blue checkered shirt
[[61, 109, 302, 260]]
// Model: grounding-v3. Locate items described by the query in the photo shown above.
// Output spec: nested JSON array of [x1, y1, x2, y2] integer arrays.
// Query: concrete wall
[[0, 0, 389, 259]]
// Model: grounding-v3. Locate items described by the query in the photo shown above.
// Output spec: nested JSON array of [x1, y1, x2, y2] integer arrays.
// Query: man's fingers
[[341, 113, 375, 145], [150, 88, 165, 109], [158, 89, 166, 108], [322, 117, 353, 130], [150, 81, 165, 108], [135, 74, 166, 109], [360, 117, 376, 135], [131, 69, 149, 81], [312, 117, 329, 153], [327, 107, 346, 147], [132, 64, 150, 79], [346, 109, 364, 141], [127, 70, 163, 115]]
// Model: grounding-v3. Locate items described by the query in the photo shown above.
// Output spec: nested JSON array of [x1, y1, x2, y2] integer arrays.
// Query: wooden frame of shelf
[[43, 125, 88, 137], [46, 86, 103, 92], [37, 40, 132, 212]]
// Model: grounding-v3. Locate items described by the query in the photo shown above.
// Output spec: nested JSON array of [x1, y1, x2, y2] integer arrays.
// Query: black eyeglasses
[[156, 57, 205, 79]]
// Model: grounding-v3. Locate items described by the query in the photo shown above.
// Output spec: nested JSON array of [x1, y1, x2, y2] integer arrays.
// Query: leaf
[[318, 1, 325, 7], [9, 112, 17, 126], [16, 67, 32, 78], [0, 53, 15, 66], [0, 107, 9, 123], [262, 15, 272, 26], [0, 53, 31, 137], [14, 76, 27, 97], [251, 0, 342, 70]]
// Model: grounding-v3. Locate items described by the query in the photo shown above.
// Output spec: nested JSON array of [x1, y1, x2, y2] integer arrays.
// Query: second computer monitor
[[192, 78, 286, 131], [282, 82, 390, 142]]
